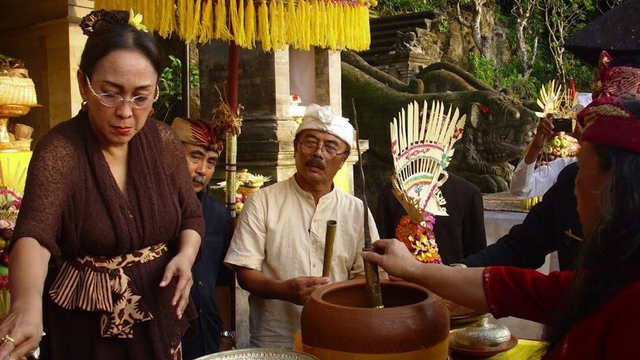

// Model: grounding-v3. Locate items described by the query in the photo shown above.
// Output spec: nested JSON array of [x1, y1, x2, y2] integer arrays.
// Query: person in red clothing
[[363, 97, 640, 359]]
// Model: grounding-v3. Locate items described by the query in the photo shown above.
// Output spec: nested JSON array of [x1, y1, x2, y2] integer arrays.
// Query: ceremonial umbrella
[[564, 0, 640, 66]]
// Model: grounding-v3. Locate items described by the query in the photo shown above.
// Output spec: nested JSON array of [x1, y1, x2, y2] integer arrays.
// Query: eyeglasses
[[85, 75, 159, 109], [298, 139, 349, 160]]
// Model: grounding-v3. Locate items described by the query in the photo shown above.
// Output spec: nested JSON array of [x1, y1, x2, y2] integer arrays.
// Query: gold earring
[[148, 108, 155, 118], [81, 100, 88, 111]]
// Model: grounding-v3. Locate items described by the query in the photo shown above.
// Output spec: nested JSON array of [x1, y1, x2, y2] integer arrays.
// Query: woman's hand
[[0, 297, 43, 360], [1, 238, 50, 360], [160, 253, 195, 320], [361, 239, 421, 282]]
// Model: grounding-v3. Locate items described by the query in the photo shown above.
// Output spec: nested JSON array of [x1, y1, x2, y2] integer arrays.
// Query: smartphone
[[552, 118, 573, 133]]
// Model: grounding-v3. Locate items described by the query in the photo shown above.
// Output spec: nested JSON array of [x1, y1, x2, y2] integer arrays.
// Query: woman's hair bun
[[80, 10, 130, 37]]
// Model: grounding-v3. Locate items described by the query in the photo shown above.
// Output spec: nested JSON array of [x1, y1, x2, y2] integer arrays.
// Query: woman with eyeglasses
[[0, 10, 203, 360]]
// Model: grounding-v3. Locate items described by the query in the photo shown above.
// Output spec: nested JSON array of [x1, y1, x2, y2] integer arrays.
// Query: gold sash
[[49, 243, 168, 338]]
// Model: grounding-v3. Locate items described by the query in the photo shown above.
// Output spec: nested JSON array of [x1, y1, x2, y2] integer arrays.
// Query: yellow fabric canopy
[[94, 0, 372, 51]]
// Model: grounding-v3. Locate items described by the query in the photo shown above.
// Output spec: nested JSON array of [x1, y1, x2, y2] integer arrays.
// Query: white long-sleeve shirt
[[510, 157, 577, 199]]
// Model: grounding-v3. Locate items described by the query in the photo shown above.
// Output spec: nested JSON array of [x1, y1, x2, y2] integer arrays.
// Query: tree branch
[[513, 0, 539, 78], [456, 0, 472, 28]]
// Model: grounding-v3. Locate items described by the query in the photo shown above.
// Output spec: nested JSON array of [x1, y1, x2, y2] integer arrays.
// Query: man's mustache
[[305, 157, 325, 170], [192, 175, 206, 185]]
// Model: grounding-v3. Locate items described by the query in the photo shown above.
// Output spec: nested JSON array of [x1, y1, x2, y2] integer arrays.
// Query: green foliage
[[154, 55, 200, 123], [373, 0, 621, 98], [468, 52, 497, 87], [468, 53, 540, 100], [498, 58, 535, 99], [495, 4, 512, 26], [376, 0, 449, 15], [565, 55, 597, 91], [436, 18, 449, 33]]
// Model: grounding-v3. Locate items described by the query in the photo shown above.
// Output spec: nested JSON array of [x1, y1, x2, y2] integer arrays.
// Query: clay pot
[[300, 279, 450, 359]]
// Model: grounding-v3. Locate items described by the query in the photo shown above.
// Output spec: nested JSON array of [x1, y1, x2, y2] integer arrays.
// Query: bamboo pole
[[322, 220, 338, 278]]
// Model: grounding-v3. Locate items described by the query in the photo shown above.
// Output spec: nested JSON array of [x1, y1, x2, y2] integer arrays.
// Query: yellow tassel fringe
[[245, 0, 256, 47], [199, 0, 214, 43], [257, 0, 270, 51], [94, 0, 371, 51]]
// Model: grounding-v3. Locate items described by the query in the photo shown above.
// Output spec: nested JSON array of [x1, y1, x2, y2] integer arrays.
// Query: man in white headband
[[225, 104, 379, 348]]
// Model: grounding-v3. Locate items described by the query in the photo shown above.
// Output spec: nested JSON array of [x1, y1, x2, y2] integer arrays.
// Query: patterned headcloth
[[578, 97, 640, 153], [295, 104, 354, 148], [592, 51, 640, 100], [172, 117, 225, 154]]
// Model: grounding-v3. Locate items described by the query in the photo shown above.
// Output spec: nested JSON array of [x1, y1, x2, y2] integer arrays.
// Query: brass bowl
[[451, 315, 511, 350], [194, 349, 320, 360]]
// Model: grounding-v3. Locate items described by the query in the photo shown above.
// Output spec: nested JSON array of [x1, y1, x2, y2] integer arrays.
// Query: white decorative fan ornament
[[390, 100, 466, 222]]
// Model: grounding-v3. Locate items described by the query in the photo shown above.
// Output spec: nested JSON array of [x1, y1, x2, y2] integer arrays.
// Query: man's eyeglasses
[[85, 75, 159, 109], [298, 139, 349, 160]]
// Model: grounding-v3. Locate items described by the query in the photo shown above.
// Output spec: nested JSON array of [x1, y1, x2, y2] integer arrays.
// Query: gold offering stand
[[0, 104, 34, 152]]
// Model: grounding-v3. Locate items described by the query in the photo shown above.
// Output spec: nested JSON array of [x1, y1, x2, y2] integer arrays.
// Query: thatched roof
[[564, 0, 640, 66]]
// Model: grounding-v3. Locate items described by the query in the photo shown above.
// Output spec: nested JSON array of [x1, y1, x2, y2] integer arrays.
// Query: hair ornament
[[79, 9, 129, 36], [128, 9, 148, 33]]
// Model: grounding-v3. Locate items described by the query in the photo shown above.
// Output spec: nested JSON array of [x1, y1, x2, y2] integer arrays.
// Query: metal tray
[[195, 348, 320, 360]]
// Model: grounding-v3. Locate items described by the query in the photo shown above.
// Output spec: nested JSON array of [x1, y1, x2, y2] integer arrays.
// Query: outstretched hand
[[160, 253, 195, 319], [361, 239, 420, 282], [283, 276, 330, 305]]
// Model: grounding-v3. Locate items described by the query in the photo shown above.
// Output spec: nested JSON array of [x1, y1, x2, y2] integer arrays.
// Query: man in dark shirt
[[461, 52, 640, 270], [376, 173, 487, 265], [461, 163, 582, 270], [172, 117, 233, 359]]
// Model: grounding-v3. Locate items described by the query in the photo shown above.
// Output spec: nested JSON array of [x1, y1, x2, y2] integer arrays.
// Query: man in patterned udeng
[[173, 117, 233, 358]]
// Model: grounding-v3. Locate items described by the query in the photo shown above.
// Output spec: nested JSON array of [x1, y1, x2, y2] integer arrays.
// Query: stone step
[[370, 18, 431, 32], [363, 12, 436, 58], [370, 27, 426, 40], [369, 11, 436, 28]]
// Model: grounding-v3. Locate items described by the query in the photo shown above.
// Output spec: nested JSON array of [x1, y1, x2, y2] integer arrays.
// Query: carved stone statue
[[341, 51, 536, 195], [391, 31, 424, 54]]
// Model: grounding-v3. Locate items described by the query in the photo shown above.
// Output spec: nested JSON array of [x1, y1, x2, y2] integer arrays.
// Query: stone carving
[[391, 31, 424, 54], [341, 53, 536, 194], [417, 62, 495, 93], [342, 51, 424, 94]]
